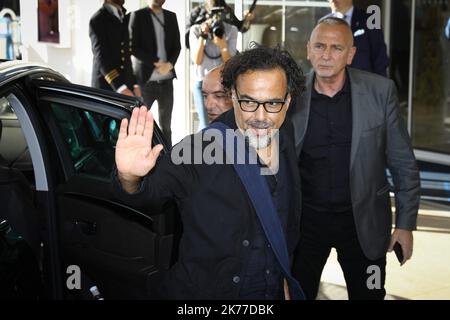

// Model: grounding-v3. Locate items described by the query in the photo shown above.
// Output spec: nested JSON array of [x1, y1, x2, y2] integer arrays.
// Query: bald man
[[291, 17, 420, 300], [202, 65, 233, 123], [321, 0, 389, 77]]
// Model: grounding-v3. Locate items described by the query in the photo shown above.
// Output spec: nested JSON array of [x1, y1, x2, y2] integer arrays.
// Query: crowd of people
[[90, 0, 421, 300]]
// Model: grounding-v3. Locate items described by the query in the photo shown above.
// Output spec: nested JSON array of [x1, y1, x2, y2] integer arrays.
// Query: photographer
[[189, 0, 237, 130], [187, 0, 255, 38]]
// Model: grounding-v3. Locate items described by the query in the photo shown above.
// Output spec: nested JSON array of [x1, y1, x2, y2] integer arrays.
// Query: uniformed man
[[89, 0, 140, 97]]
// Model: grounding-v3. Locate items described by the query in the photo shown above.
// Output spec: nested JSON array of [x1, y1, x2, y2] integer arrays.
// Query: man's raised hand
[[115, 106, 164, 193]]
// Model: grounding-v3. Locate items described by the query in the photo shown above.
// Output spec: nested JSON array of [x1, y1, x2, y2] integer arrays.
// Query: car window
[[0, 96, 33, 174], [0, 97, 17, 119], [48, 102, 120, 180]]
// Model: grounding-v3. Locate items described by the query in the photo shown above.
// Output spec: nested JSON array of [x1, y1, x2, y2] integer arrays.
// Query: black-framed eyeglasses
[[233, 88, 289, 113]]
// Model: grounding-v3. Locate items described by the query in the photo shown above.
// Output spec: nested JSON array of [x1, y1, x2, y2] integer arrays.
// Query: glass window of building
[[411, 0, 450, 154]]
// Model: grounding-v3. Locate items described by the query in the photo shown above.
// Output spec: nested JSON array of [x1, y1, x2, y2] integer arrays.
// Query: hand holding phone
[[393, 242, 404, 264]]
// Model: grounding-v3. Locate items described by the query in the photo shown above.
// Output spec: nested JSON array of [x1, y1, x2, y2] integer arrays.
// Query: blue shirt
[[239, 135, 290, 299]]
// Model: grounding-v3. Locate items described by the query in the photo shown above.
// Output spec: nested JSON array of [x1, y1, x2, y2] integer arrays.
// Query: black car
[[0, 61, 178, 299]]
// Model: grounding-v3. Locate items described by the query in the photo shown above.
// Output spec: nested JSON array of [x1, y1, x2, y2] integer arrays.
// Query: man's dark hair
[[221, 45, 305, 98]]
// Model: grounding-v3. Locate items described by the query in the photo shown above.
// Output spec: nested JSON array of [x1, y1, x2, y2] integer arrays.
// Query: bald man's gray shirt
[[292, 67, 420, 260]]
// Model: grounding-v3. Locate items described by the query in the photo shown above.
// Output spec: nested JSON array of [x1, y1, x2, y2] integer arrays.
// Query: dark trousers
[[141, 79, 174, 146], [293, 208, 386, 300]]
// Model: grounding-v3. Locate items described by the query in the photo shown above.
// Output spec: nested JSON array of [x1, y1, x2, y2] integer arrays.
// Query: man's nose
[[322, 47, 332, 60], [207, 95, 219, 106], [205, 94, 213, 105], [254, 103, 268, 120]]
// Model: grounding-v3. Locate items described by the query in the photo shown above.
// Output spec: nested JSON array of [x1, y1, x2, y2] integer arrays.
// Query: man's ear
[[285, 94, 292, 111], [347, 46, 357, 65]]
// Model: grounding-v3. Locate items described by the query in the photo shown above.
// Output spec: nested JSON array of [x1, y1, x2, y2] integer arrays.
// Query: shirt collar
[[341, 69, 351, 93], [104, 3, 125, 21], [344, 6, 354, 25], [312, 69, 351, 96], [333, 5, 353, 26]]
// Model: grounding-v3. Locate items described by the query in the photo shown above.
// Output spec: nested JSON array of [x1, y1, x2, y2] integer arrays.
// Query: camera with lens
[[186, 0, 258, 48], [193, 5, 227, 39], [208, 7, 226, 38]]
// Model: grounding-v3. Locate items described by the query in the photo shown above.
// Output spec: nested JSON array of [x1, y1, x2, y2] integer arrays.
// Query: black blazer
[[112, 110, 301, 299], [322, 6, 389, 77], [350, 6, 389, 77], [129, 8, 181, 85], [89, 5, 136, 91]]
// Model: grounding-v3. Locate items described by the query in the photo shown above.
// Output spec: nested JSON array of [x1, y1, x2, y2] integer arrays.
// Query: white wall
[[19, 0, 189, 144], [21, 0, 100, 85]]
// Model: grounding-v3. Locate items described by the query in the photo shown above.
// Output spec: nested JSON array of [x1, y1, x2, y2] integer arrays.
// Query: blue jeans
[[193, 80, 207, 130]]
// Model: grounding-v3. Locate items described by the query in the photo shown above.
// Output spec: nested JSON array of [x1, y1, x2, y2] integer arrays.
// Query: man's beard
[[243, 120, 274, 150]]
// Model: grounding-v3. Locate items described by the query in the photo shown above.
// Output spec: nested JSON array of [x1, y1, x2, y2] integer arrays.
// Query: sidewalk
[[317, 201, 450, 300]]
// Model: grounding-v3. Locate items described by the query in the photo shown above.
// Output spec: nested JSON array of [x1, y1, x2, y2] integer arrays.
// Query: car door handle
[[75, 220, 97, 236]]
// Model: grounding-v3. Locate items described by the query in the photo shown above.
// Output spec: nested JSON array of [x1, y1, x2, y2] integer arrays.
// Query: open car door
[[32, 80, 178, 299]]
